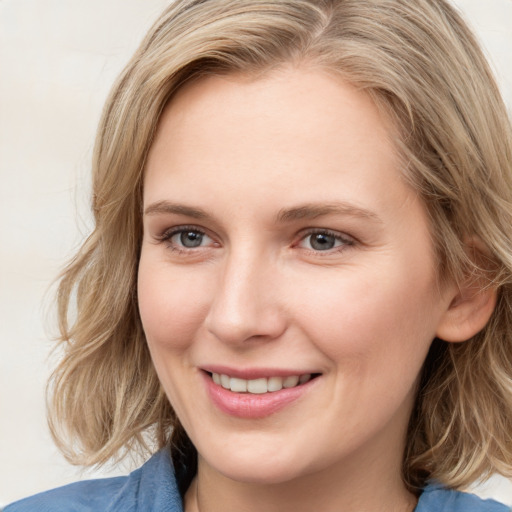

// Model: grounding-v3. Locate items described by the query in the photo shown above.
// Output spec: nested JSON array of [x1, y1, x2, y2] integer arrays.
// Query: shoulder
[[417, 483, 510, 512], [3, 476, 127, 512], [3, 449, 183, 512]]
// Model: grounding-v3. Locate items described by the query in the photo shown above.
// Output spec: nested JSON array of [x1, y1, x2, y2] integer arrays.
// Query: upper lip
[[201, 365, 320, 380]]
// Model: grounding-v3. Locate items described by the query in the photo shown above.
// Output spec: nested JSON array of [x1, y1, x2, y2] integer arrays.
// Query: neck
[[184, 445, 418, 512]]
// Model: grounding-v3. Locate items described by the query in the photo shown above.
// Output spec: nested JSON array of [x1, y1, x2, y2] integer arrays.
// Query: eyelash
[[297, 229, 355, 255], [156, 226, 355, 256], [157, 225, 214, 254]]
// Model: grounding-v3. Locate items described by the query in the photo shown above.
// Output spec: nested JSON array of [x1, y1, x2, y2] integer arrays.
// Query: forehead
[[153, 67, 397, 156], [144, 66, 416, 225]]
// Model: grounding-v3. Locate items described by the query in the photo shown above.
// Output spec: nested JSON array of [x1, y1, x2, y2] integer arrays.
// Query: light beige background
[[1, 0, 511, 507]]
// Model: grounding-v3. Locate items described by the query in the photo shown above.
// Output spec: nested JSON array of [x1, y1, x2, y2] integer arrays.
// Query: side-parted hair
[[50, 0, 512, 491]]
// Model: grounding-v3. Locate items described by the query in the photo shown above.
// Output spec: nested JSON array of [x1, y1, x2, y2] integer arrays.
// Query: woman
[[6, 0, 512, 511]]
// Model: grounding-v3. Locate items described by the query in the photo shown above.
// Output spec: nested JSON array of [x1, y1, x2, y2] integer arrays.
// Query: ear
[[436, 240, 498, 343]]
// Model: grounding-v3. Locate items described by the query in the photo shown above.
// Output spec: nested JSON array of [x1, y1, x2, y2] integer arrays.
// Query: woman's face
[[138, 67, 453, 484]]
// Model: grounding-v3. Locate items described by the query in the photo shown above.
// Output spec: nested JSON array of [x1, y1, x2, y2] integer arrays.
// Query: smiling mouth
[[208, 372, 320, 394]]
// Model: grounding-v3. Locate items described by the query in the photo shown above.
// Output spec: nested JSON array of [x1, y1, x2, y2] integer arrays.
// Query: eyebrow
[[276, 202, 383, 224], [143, 200, 382, 224], [144, 201, 209, 219]]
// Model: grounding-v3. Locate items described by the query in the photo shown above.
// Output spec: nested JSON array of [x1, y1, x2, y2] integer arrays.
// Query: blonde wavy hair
[[50, 0, 512, 492]]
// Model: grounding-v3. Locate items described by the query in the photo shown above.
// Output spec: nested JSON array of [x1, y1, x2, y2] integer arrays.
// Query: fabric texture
[[415, 482, 510, 512], [5, 449, 510, 511], [4, 449, 183, 512]]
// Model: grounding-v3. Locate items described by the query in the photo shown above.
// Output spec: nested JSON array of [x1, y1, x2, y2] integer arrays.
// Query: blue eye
[[299, 231, 352, 252], [175, 230, 205, 248], [307, 233, 338, 251], [167, 229, 213, 249]]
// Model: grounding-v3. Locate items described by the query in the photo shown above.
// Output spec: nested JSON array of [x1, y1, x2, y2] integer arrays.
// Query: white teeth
[[211, 373, 312, 394], [267, 376, 283, 392], [220, 374, 230, 389], [247, 378, 267, 394], [229, 377, 248, 393], [283, 375, 299, 388]]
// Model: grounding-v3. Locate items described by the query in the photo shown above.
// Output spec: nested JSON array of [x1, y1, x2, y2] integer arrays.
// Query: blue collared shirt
[[5, 449, 510, 511]]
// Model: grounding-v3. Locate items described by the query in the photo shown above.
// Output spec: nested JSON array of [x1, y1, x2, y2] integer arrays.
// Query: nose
[[204, 250, 287, 345]]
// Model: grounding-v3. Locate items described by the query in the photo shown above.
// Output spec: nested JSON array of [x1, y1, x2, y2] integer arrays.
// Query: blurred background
[[1, 0, 511, 507]]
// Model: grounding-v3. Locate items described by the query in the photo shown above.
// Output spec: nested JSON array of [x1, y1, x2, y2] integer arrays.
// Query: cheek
[[137, 256, 211, 352], [288, 263, 440, 368]]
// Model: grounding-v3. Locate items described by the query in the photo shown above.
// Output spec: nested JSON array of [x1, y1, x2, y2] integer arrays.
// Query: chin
[[219, 461, 306, 485], [198, 441, 317, 485]]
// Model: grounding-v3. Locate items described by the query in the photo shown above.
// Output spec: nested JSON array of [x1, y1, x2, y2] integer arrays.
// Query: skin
[[138, 66, 458, 512]]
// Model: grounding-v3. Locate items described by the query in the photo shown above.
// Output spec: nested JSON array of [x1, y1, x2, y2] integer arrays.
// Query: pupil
[[310, 233, 335, 251], [180, 231, 203, 248]]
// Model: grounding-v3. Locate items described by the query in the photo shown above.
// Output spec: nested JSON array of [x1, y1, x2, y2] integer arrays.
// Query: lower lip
[[202, 372, 318, 419]]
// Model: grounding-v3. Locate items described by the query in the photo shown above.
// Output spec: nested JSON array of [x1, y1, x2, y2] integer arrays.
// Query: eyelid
[[295, 228, 356, 253], [156, 225, 218, 249], [153, 224, 356, 256]]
